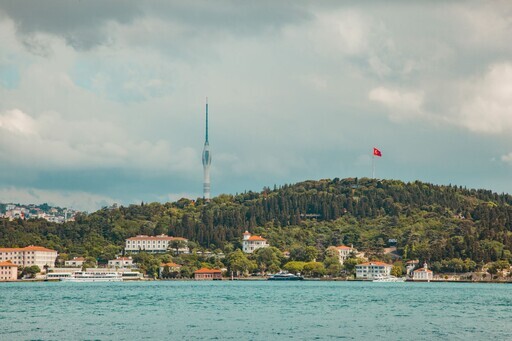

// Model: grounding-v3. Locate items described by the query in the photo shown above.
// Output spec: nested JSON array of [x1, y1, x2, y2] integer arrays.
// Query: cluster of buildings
[[0, 204, 78, 224], [0, 229, 438, 282]]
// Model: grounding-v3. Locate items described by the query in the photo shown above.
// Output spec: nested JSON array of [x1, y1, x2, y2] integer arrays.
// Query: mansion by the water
[[125, 235, 189, 253]]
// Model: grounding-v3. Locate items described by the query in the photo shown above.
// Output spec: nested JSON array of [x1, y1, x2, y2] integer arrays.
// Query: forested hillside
[[1, 178, 512, 267]]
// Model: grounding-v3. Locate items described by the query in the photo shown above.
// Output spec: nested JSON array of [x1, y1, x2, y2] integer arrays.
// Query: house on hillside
[[65, 257, 86, 267], [108, 257, 134, 268], [242, 231, 269, 254], [159, 262, 181, 278]]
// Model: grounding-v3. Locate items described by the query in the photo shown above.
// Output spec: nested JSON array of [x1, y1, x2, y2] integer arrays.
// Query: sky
[[0, 1, 512, 211]]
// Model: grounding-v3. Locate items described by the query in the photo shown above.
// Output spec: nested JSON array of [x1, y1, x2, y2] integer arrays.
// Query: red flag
[[373, 147, 382, 157]]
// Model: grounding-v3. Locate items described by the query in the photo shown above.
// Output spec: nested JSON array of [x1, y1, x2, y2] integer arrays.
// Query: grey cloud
[[0, 0, 311, 50]]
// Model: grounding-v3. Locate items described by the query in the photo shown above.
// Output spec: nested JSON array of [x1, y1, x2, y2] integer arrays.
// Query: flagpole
[[372, 154, 375, 179]]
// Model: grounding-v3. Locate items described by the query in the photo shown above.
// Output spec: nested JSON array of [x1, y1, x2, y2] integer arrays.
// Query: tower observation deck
[[202, 98, 211, 200]]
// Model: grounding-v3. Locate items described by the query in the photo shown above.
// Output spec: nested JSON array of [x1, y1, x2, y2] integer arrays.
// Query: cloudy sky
[[0, 1, 511, 211]]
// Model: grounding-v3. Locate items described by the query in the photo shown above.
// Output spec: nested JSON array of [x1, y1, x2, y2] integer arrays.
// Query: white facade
[[108, 257, 134, 268], [356, 262, 392, 279], [242, 231, 269, 253], [0, 246, 57, 271], [65, 257, 85, 267], [413, 263, 433, 281], [125, 235, 189, 254], [335, 245, 356, 265]]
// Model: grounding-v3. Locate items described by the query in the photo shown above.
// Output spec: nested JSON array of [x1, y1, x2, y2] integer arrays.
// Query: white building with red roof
[[413, 263, 433, 281], [0, 261, 18, 281], [355, 261, 392, 279], [242, 231, 269, 253], [335, 245, 356, 265], [0, 246, 57, 271], [125, 235, 189, 254]]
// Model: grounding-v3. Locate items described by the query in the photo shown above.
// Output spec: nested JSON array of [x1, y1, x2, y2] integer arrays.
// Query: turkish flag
[[373, 147, 382, 157]]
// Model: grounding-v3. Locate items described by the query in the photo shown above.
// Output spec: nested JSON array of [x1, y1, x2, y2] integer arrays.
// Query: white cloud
[[368, 86, 424, 121], [501, 153, 512, 164], [0, 109, 36, 135], [454, 63, 512, 134]]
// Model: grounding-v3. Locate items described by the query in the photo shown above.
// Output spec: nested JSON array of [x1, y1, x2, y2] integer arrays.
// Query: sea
[[1, 281, 511, 340]]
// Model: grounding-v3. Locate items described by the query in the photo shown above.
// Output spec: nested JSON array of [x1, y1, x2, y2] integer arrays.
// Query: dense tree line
[[1, 178, 512, 267]]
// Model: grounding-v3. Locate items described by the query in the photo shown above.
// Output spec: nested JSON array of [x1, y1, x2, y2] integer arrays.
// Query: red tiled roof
[[357, 261, 392, 267], [336, 245, 352, 250], [0, 246, 57, 253], [0, 261, 17, 267], [161, 262, 181, 267], [243, 231, 251, 235], [414, 268, 432, 272], [194, 267, 222, 274], [114, 257, 132, 261], [127, 235, 187, 241], [70, 257, 85, 261], [247, 236, 267, 241]]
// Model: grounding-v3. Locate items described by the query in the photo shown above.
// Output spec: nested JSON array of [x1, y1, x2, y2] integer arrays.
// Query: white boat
[[268, 272, 304, 280], [372, 274, 405, 282], [60, 271, 123, 282]]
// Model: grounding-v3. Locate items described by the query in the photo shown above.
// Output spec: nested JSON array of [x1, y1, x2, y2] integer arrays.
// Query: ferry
[[60, 271, 123, 282], [268, 272, 304, 281]]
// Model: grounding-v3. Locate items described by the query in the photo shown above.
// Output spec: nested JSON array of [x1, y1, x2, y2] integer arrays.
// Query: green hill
[[1, 178, 511, 269]]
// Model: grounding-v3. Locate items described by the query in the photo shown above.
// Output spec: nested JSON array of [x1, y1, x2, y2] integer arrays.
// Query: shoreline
[[2, 278, 512, 284]]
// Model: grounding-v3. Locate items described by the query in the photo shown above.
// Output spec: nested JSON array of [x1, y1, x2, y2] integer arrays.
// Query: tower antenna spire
[[205, 97, 209, 143]]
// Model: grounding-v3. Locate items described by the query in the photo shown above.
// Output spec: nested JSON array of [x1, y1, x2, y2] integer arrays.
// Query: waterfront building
[[355, 261, 392, 279], [242, 231, 269, 254], [413, 263, 433, 281], [0, 261, 17, 281], [159, 262, 181, 278], [194, 268, 222, 280], [125, 235, 189, 254], [108, 257, 134, 268], [65, 257, 85, 267], [0, 246, 58, 271], [202, 98, 212, 201]]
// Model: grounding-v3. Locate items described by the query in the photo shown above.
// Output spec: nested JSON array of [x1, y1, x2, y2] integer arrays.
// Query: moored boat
[[268, 272, 304, 280], [60, 271, 123, 282], [372, 274, 405, 282]]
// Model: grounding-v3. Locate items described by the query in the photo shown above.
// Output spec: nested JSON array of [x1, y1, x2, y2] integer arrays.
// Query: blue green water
[[1, 281, 511, 340]]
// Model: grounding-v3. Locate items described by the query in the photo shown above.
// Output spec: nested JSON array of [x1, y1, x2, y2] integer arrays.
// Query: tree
[[290, 246, 318, 262], [160, 265, 170, 279], [391, 265, 403, 277], [255, 247, 283, 274], [303, 262, 326, 278], [21, 265, 41, 279], [226, 250, 257, 277], [343, 258, 363, 277], [323, 254, 341, 277], [169, 240, 188, 256], [283, 261, 306, 274]]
